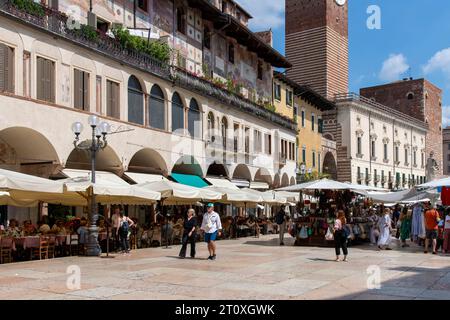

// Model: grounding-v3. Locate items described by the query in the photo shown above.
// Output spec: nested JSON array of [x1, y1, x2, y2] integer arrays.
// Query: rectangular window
[[293, 105, 298, 118], [106, 79, 120, 119], [302, 148, 306, 164], [405, 148, 408, 164], [448, 154, 450, 162], [274, 83, 281, 100], [96, 75, 102, 114], [374, 169, 377, 185], [421, 152, 424, 167], [381, 170, 385, 183], [0, 44, 14, 93], [228, 44, 234, 64], [448, 144, 450, 150], [286, 90, 293, 106], [318, 153, 321, 172], [395, 146, 399, 163], [74, 69, 90, 111], [357, 137, 362, 155], [312, 151, 316, 168], [371, 140, 376, 158], [311, 114, 315, 131], [357, 167, 361, 184], [264, 133, 272, 155], [301, 110, 305, 127], [254, 130, 262, 153], [384, 143, 388, 160], [137, 0, 148, 12], [318, 118, 323, 133], [36, 56, 55, 103], [257, 60, 263, 80], [414, 151, 417, 166]]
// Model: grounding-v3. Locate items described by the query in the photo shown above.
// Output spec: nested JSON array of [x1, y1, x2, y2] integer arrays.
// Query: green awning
[[171, 173, 208, 188]]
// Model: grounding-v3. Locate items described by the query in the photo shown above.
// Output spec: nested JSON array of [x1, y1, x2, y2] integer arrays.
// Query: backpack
[[120, 219, 129, 237], [275, 212, 285, 225]]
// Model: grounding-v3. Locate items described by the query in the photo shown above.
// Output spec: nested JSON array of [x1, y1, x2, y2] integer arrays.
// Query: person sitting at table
[[38, 219, 51, 234], [5, 219, 21, 237], [23, 220, 37, 236], [51, 219, 67, 235]]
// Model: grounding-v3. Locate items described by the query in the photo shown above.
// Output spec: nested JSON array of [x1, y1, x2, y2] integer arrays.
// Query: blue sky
[[237, 0, 450, 125]]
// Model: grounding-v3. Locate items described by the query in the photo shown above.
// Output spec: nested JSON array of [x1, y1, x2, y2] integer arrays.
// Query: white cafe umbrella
[[204, 186, 262, 204], [277, 178, 351, 191], [417, 176, 450, 189]]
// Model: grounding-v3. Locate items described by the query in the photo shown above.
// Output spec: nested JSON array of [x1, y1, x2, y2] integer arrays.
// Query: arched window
[[128, 75, 143, 125], [207, 112, 215, 141], [149, 84, 165, 130], [221, 117, 228, 149], [188, 98, 201, 138], [407, 92, 414, 100], [171, 92, 184, 133]]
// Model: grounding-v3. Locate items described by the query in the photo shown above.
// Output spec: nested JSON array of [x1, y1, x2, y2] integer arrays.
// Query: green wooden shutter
[[83, 71, 89, 110], [36, 57, 44, 100], [6, 46, 14, 93], [106, 80, 112, 116], [74, 68, 81, 109]]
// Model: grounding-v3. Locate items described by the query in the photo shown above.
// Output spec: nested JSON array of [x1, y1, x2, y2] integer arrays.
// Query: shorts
[[204, 231, 218, 243], [426, 230, 438, 240]]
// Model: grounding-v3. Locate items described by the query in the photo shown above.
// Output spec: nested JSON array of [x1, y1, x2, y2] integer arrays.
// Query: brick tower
[[285, 0, 349, 100], [360, 79, 443, 176]]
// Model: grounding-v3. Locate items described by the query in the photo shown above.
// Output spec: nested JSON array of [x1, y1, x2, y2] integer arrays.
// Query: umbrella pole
[[161, 198, 171, 249]]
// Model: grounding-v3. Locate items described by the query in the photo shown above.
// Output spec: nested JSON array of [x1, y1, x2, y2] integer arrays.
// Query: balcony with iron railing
[[0, 0, 297, 132], [357, 173, 365, 182]]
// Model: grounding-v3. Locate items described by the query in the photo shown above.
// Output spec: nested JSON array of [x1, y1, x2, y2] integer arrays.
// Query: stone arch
[[273, 173, 281, 189], [254, 167, 273, 186], [172, 155, 203, 177], [231, 164, 252, 181], [290, 176, 296, 186], [281, 173, 289, 187], [323, 152, 337, 180], [206, 162, 229, 178], [0, 127, 60, 177], [128, 148, 168, 176], [323, 133, 334, 141], [65, 144, 122, 174]]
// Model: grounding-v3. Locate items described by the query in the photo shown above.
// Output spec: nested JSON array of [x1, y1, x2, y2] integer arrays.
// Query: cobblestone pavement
[[0, 235, 449, 300]]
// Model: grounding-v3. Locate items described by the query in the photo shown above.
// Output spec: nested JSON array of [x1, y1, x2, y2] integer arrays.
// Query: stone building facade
[[443, 128, 450, 175], [360, 78, 443, 176]]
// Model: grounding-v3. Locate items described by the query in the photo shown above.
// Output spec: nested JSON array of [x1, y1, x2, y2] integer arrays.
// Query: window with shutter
[[74, 69, 90, 111], [36, 56, 55, 103], [107, 79, 120, 119], [0, 44, 14, 93]]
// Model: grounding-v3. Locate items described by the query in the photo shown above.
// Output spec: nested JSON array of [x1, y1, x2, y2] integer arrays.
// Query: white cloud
[[423, 48, 450, 78], [442, 106, 450, 128], [379, 54, 410, 82], [235, 0, 285, 30]]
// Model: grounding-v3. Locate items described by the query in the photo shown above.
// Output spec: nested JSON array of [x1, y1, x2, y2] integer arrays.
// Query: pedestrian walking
[[111, 206, 121, 251], [333, 210, 348, 262], [424, 203, 441, 254], [117, 212, 134, 254], [200, 203, 222, 260], [378, 208, 393, 250], [400, 208, 412, 248], [179, 209, 197, 259], [275, 206, 286, 245]]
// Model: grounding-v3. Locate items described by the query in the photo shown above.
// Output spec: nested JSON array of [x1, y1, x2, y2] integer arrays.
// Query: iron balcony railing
[[0, 0, 297, 132]]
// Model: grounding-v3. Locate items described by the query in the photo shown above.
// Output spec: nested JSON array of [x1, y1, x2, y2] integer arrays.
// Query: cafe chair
[[68, 234, 79, 256], [0, 237, 13, 264], [31, 236, 49, 260], [47, 235, 56, 259]]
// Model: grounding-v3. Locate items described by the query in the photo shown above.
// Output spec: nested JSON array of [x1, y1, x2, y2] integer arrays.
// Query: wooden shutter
[[49, 59, 55, 102], [106, 80, 112, 116], [0, 44, 5, 91], [107, 80, 119, 119], [74, 69, 81, 109], [7, 46, 14, 93], [83, 71, 89, 110], [113, 81, 120, 118], [36, 57, 44, 100]]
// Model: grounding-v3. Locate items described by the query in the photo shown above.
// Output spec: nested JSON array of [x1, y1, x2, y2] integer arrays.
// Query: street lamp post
[[72, 115, 111, 257]]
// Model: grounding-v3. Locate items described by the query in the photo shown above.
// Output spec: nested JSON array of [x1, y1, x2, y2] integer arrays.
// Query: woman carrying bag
[[179, 209, 197, 259], [333, 210, 348, 262]]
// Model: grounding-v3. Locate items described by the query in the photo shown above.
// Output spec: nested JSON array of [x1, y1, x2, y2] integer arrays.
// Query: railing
[[334, 93, 428, 130], [0, 0, 170, 79], [357, 173, 365, 181], [172, 68, 297, 131], [365, 174, 372, 182], [374, 175, 381, 183], [0, 0, 297, 132]]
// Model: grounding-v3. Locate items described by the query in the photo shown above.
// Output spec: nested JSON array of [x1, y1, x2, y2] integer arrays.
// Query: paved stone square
[[0, 235, 449, 300]]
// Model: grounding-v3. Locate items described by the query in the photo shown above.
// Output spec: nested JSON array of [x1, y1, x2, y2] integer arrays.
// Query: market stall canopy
[[249, 181, 270, 190], [62, 169, 129, 185], [171, 173, 209, 188], [123, 172, 169, 184], [205, 177, 239, 190], [360, 189, 419, 204], [398, 189, 439, 204], [204, 186, 262, 204], [0, 168, 63, 193], [417, 176, 450, 189], [277, 179, 351, 191], [273, 191, 300, 202], [344, 182, 387, 192], [242, 188, 287, 204], [137, 180, 222, 205], [0, 191, 39, 207]]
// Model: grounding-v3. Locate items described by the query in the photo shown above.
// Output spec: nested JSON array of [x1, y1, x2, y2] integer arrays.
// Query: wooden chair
[[31, 236, 49, 260], [47, 235, 56, 259], [68, 234, 79, 256], [0, 237, 13, 264]]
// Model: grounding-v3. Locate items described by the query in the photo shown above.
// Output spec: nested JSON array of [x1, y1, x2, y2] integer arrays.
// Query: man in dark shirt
[[179, 209, 197, 259]]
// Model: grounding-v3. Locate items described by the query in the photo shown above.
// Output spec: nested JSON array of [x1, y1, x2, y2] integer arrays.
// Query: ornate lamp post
[[71, 115, 111, 256]]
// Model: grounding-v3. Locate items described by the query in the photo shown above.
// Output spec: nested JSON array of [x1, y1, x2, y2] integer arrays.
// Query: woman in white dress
[[378, 208, 393, 250]]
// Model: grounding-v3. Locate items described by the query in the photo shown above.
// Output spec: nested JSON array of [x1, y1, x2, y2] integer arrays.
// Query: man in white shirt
[[201, 203, 222, 260]]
